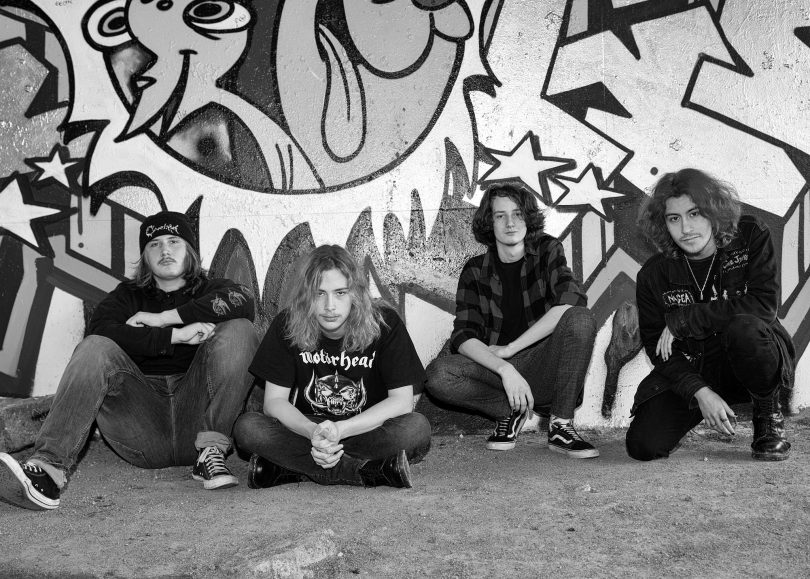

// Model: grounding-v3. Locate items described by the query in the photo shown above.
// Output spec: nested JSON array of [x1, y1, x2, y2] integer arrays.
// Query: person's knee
[[625, 424, 671, 461], [233, 412, 264, 447], [559, 306, 597, 341], [75, 335, 121, 358], [725, 314, 768, 354], [406, 412, 432, 439], [213, 318, 258, 348], [425, 357, 457, 400]]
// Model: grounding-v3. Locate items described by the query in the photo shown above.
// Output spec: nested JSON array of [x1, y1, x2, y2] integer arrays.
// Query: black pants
[[626, 315, 782, 461]]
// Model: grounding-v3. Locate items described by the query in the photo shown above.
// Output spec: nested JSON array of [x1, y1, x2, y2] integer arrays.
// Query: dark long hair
[[638, 168, 741, 259], [285, 245, 386, 352], [131, 241, 207, 293], [472, 183, 545, 250]]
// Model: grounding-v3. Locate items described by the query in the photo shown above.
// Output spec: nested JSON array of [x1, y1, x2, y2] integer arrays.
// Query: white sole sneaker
[[0, 454, 59, 510]]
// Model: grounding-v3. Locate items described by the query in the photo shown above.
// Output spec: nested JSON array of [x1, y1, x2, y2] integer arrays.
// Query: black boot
[[247, 454, 305, 489], [358, 450, 412, 488], [751, 391, 791, 461]]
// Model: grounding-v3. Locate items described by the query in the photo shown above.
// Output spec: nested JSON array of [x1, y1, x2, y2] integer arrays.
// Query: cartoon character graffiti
[[79, 0, 476, 193], [82, 0, 319, 191], [264, 0, 474, 187], [304, 370, 367, 417]]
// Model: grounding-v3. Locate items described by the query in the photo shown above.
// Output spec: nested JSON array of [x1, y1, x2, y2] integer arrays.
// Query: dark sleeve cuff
[[665, 308, 688, 340], [449, 331, 475, 354], [176, 302, 194, 324], [157, 327, 174, 356], [557, 292, 586, 307]]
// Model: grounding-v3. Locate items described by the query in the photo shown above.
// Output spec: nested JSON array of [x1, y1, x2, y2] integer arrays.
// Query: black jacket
[[88, 277, 255, 375], [634, 215, 795, 411]]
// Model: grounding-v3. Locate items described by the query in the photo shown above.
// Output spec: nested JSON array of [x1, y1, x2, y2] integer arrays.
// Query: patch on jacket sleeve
[[663, 289, 694, 307], [722, 249, 748, 273]]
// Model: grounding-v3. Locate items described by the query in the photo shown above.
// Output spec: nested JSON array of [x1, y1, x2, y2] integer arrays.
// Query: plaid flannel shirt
[[450, 234, 587, 352]]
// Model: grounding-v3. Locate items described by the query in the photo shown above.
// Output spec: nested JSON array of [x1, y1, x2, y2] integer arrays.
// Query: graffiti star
[[0, 174, 67, 254], [481, 132, 574, 198], [551, 164, 630, 221], [25, 145, 79, 189]]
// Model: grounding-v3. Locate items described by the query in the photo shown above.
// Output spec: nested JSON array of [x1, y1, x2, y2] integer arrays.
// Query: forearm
[[508, 305, 571, 353], [160, 309, 183, 326], [458, 338, 512, 375], [264, 399, 318, 439], [337, 394, 412, 439]]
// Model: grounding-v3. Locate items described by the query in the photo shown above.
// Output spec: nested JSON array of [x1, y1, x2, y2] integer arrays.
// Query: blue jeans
[[425, 306, 597, 420], [233, 412, 432, 485], [29, 319, 258, 487]]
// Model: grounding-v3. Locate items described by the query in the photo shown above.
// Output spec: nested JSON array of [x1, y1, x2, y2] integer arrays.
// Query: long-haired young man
[[627, 168, 795, 461], [0, 211, 258, 510], [235, 245, 430, 489], [426, 183, 599, 457]]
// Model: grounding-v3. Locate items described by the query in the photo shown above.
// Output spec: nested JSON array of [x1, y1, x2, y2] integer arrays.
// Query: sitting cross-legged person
[[235, 245, 431, 489]]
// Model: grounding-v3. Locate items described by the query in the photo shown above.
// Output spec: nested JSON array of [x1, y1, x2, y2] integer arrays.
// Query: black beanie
[[139, 211, 197, 253]]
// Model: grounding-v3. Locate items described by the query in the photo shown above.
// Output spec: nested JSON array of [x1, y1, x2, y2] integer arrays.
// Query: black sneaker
[[486, 409, 529, 450], [0, 453, 60, 510], [191, 447, 238, 490], [548, 421, 599, 458]]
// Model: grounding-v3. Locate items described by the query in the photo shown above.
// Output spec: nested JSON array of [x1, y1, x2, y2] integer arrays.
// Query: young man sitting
[[0, 211, 258, 510], [234, 245, 431, 489]]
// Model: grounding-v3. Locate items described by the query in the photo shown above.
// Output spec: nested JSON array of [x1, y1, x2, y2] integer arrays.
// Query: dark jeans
[[29, 319, 258, 487], [626, 314, 782, 461], [233, 412, 432, 486], [425, 306, 596, 420]]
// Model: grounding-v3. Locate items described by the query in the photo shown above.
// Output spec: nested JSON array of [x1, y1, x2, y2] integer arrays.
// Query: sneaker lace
[[199, 447, 229, 476], [22, 462, 44, 475], [555, 421, 582, 440]]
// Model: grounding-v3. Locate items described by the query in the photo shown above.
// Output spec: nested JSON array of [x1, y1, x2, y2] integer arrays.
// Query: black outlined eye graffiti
[[183, 0, 252, 35], [83, 0, 132, 50]]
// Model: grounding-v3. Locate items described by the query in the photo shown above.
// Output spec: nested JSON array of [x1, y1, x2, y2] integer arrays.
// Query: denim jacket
[[633, 215, 795, 412]]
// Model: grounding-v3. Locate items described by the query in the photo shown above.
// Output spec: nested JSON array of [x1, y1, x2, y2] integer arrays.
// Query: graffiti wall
[[0, 0, 808, 426]]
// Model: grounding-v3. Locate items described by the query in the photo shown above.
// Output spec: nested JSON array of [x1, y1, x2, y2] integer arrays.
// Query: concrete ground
[[1, 410, 809, 579]]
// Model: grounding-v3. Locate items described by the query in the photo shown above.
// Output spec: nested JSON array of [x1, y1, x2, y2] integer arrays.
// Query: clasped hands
[[310, 420, 344, 469]]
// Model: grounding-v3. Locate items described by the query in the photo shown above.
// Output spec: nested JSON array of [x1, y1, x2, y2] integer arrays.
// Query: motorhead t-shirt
[[249, 306, 425, 419]]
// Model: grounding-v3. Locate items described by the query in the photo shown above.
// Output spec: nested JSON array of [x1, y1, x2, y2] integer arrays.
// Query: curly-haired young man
[[234, 245, 430, 489], [426, 183, 599, 457], [627, 168, 795, 461]]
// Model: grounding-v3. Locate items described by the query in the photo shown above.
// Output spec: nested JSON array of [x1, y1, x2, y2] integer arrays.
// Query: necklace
[[684, 251, 717, 301]]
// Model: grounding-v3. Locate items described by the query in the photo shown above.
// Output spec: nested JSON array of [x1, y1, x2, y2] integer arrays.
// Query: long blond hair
[[285, 245, 386, 351]]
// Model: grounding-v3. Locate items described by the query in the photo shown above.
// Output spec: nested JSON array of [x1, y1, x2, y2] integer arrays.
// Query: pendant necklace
[[684, 251, 716, 301]]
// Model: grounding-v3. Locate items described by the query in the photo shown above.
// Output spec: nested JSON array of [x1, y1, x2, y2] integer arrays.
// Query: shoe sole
[[247, 454, 261, 489], [0, 454, 59, 510], [548, 444, 600, 459], [397, 450, 413, 489], [192, 473, 239, 490], [486, 441, 516, 451], [752, 450, 790, 461]]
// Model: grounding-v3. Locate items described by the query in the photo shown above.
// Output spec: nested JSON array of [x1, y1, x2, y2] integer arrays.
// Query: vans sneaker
[[0, 453, 60, 510], [548, 421, 599, 458], [486, 409, 529, 450]]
